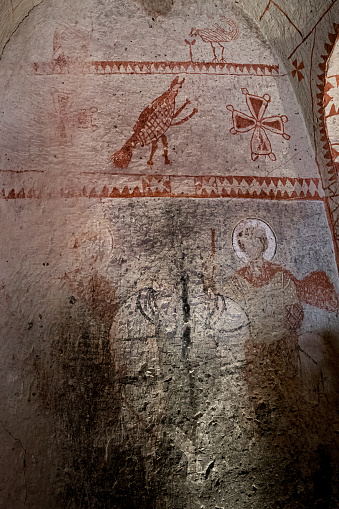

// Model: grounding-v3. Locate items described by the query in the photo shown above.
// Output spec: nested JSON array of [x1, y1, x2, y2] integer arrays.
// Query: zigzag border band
[[0, 175, 324, 201]]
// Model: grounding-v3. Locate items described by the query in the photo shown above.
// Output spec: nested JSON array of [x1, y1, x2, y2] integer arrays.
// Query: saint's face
[[237, 226, 268, 263]]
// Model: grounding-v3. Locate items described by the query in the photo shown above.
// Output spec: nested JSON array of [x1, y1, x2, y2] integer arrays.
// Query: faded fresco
[[108, 199, 339, 508], [0, 0, 339, 508]]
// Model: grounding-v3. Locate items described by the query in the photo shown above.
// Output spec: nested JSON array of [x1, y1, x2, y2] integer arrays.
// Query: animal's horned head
[[170, 76, 185, 91], [190, 28, 198, 37]]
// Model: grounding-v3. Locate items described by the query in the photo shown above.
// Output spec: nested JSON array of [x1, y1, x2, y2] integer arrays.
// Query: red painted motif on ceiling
[[227, 89, 290, 161], [291, 59, 304, 81], [324, 80, 335, 111], [260, 0, 303, 38], [29, 20, 281, 77], [326, 103, 339, 118], [51, 89, 98, 143], [324, 78, 339, 119], [0, 175, 324, 201], [110, 76, 198, 169], [0, 188, 41, 200], [51, 25, 91, 73], [193, 176, 323, 200], [189, 17, 239, 63], [32, 60, 281, 77], [184, 38, 196, 62], [330, 145, 339, 165], [316, 24, 339, 186]]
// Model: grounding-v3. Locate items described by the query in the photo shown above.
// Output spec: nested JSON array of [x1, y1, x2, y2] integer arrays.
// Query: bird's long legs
[[211, 43, 218, 63], [219, 43, 226, 63], [210, 42, 226, 63], [161, 135, 170, 165], [147, 140, 158, 166]]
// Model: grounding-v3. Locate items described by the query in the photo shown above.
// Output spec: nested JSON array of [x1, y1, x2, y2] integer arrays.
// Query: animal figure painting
[[110, 77, 198, 169], [190, 17, 239, 63]]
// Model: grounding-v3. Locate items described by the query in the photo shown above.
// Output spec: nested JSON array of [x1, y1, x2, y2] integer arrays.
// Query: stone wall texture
[[1, 1, 339, 508]]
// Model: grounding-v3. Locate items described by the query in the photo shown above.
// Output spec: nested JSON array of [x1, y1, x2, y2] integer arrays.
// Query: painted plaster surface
[[0, 196, 339, 508], [325, 40, 339, 169], [0, 1, 339, 508], [0, 0, 320, 185], [0, 0, 44, 55], [240, 0, 339, 250], [2, 0, 339, 238]]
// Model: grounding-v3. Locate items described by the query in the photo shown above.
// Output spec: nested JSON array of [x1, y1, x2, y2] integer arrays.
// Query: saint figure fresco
[[205, 218, 338, 434], [109, 212, 339, 506]]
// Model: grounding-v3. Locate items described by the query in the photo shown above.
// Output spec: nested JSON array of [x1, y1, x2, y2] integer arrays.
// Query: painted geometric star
[[226, 88, 290, 161]]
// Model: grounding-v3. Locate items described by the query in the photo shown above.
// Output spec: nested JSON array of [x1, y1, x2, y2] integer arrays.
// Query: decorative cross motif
[[227, 88, 290, 161], [291, 59, 305, 81], [52, 89, 98, 143]]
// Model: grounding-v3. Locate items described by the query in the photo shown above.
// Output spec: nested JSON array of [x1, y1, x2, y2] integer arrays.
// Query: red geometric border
[[317, 23, 339, 183], [32, 60, 281, 77], [0, 175, 324, 201]]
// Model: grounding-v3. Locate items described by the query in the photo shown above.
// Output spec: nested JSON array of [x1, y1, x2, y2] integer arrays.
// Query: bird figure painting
[[110, 76, 198, 169], [190, 17, 239, 63]]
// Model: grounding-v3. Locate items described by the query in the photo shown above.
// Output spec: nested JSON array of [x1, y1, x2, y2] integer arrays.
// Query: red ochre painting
[[189, 17, 239, 63], [227, 89, 290, 161], [1, 1, 339, 508], [0, 1, 333, 252], [17, 12, 320, 206], [110, 77, 197, 168]]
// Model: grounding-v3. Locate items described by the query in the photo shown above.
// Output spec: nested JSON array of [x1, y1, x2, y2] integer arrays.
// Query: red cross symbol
[[227, 88, 290, 161]]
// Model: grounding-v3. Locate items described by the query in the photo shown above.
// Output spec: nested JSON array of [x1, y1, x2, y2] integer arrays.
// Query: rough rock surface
[[0, 1, 339, 508]]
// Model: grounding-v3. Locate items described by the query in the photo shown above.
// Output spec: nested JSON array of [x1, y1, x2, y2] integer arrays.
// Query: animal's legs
[[210, 43, 218, 63], [161, 134, 170, 165], [220, 44, 226, 63], [147, 140, 158, 166]]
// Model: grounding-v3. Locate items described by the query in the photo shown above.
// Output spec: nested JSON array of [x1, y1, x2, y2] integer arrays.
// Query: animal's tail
[[110, 137, 135, 169], [220, 17, 239, 41]]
